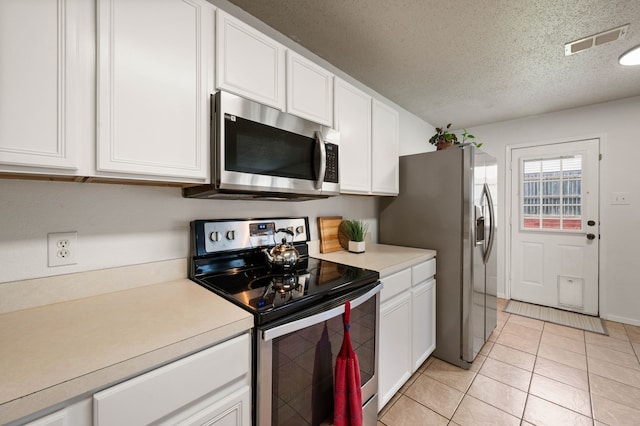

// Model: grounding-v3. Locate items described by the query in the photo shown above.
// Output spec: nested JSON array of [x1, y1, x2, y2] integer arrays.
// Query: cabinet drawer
[[380, 268, 411, 303], [94, 333, 250, 426], [412, 258, 436, 286]]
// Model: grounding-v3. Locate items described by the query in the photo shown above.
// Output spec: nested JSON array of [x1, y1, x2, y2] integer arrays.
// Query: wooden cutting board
[[318, 216, 344, 253], [338, 221, 351, 250]]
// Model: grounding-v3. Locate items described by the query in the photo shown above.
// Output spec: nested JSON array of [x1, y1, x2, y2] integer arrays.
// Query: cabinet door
[[216, 10, 285, 110], [378, 292, 412, 412], [0, 0, 78, 170], [286, 51, 333, 126], [371, 99, 399, 195], [94, 333, 250, 426], [334, 79, 371, 194], [23, 410, 66, 426], [411, 278, 436, 372], [23, 398, 92, 426], [176, 386, 250, 426], [97, 0, 212, 181]]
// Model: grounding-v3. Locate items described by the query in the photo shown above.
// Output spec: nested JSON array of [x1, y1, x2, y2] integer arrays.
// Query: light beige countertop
[[311, 243, 436, 277], [0, 268, 253, 424]]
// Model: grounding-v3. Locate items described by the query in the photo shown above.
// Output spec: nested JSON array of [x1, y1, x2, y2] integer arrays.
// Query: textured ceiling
[[227, 0, 640, 129]]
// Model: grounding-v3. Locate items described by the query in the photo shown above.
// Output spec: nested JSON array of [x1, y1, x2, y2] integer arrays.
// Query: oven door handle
[[262, 283, 382, 342]]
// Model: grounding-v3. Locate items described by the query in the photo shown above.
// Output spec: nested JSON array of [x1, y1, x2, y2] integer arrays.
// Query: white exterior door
[[510, 139, 600, 315]]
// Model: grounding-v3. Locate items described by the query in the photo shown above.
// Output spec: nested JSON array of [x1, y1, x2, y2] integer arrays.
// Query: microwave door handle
[[314, 130, 327, 190]]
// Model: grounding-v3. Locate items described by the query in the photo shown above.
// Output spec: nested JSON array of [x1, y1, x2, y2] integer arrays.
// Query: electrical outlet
[[611, 192, 630, 205], [48, 232, 78, 267]]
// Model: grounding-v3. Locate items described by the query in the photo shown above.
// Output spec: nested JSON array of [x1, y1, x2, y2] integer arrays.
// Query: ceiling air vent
[[564, 24, 629, 56]]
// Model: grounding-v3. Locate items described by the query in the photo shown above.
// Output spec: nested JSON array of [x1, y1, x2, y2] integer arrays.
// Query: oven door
[[215, 91, 340, 196], [257, 283, 381, 426]]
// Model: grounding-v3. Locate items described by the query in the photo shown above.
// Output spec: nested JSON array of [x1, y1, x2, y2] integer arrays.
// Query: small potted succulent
[[429, 123, 482, 150], [343, 219, 369, 253]]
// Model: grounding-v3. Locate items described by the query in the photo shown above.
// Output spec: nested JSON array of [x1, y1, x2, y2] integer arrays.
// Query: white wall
[[0, 179, 379, 283], [399, 111, 435, 156], [464, 96, 640, 326]]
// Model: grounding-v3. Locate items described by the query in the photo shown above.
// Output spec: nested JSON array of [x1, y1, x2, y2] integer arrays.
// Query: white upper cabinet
[[0, 0, 79, 171], [97, 0, 212, 181], [372, 99, 400, 195], [334, 79, 371, 194], [216, 10, 285, 110], [286, 51, 333, 126]]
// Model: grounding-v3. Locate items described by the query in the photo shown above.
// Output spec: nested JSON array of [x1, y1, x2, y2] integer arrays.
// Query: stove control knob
[[295, 226, 304, 235], [209, 231, 221, 242], [226, 230, 236, 241]]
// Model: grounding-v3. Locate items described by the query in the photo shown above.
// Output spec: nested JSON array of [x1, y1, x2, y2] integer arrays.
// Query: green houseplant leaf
[[343, 219, 369, 242], [430, 125, 482, 149]]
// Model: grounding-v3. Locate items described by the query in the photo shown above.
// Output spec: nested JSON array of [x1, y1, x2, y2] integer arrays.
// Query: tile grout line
[[380, 309, 640, 424], [519, 318, 544, 425], [585, 328, 597, 424]]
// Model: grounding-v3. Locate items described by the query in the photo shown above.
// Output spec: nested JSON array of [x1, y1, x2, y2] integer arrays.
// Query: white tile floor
[[378, 298, 640, 425]]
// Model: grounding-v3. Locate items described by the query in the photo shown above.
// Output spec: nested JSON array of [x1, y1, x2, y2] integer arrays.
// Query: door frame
[[504, 133, 605, 314]]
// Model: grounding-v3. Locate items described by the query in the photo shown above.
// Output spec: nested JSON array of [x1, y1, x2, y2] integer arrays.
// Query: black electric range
[[189, 217, 380, 325]]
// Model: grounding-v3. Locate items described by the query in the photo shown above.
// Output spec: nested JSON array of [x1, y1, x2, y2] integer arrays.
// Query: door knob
[[587, 220, 596, 226], [586, 233, 596, 240]]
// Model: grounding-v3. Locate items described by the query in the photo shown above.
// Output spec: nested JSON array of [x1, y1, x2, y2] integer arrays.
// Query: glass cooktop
[[193, 256, 379, 325]]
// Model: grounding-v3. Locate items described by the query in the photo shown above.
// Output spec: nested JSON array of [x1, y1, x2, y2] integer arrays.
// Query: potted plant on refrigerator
[[343, 219, 369, 253], [429, 123, 482, 150]]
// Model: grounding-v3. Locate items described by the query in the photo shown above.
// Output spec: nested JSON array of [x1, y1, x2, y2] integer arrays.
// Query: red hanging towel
[[334, 301, 363, 426]]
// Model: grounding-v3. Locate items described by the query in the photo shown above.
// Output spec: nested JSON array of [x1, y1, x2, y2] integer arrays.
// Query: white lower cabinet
[[411, 278, 436, 372], [24, 410, 68, 426], [379, 291, 412, 410], [93, 333, 251, 426], [18, 333, 250, 426], [175, 386, 250, 426], [23, 399, 92, 426], [378, 258, 436, 412]]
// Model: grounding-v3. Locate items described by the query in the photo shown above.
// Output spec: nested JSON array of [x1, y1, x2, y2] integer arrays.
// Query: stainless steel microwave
[[183, 91, 340, 200]]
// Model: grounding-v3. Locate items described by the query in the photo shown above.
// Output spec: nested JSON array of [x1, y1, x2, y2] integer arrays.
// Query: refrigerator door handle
[[475, 205, 485, 246], [483, 183, 496, 265]]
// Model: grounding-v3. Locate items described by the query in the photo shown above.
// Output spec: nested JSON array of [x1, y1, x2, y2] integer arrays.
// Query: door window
[[521, 155, 582, 231]]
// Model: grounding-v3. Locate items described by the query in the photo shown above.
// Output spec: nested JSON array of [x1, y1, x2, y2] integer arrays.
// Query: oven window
[[225, 116, 317, 181], [271, 297, 376, 425]]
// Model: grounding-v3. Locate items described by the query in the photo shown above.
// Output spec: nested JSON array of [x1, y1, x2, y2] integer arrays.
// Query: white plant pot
[[348, 240, 366, 253]]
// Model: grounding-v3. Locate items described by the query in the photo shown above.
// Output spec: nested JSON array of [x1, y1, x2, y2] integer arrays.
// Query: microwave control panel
[[324, 143, 339, 183]]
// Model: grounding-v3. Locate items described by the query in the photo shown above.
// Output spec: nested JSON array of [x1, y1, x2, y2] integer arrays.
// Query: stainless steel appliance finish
[[189, 217, 381, 425], [379, 145, 497, 369], [183, 91, 340, 200]]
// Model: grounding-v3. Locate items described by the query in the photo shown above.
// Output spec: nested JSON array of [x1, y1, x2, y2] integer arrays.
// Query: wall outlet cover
[[611, 192, 630, 205], [48, 232, 78, 267]]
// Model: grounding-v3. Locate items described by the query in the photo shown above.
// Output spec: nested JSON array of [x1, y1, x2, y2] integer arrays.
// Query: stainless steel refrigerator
[[379, 144, 497, 369]]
